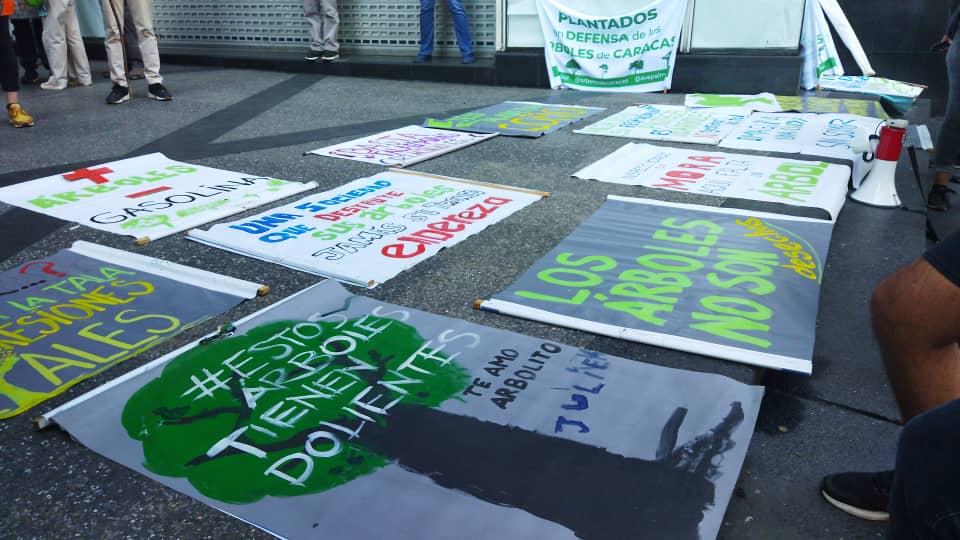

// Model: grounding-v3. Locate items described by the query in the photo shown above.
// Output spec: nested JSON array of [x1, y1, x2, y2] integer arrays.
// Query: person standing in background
[[40, 0, 91, 90], [2, 0, 35, 126], [10, 0, 48, 84], [303, 0, 339, 62], [413, 0, 474, 64], [927, 6, 960, 211], [100, 0, 171, 103]]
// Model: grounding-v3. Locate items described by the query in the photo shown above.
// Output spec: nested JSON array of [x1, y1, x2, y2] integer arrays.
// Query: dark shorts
[[924, 229, 960, 288], [888, 399, 960, 538]]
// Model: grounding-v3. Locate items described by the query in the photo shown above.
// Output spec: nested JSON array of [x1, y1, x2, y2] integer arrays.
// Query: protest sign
[[308, 126, 496, 167], [818, 76, 924, 115], [718, 112, 882, 185], [41, 279, 762, 540], [800, 0, 843, 90], [0, 241, 264, 419], [479, 196, 834, 374], [775, 95, 888, 119], [0, 153, 316, 243], [574, 104, 750, 145], [684, 93, 782, 113], [423, 101, 605, 137], [536, 0, 689, 92], [188, 169, 545, 288], [574, 143, 850, 220]]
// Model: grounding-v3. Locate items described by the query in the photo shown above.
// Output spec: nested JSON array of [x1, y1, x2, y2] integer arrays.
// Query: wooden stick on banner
[[387, 168, 551, 198]]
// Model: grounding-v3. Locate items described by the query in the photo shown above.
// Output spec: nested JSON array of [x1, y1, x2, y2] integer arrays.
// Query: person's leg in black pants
[[1, 14, 35, 127], [10, 18, 40, 83]]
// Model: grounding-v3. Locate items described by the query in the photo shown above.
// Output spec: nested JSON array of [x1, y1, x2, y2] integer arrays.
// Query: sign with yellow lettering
[[0, 241, 263, 419], [423, 101, 605, 137], [479, 196, 833, 374]]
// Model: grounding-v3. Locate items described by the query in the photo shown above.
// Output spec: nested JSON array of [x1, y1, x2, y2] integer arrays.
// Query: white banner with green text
[[536, 0, 689, 92]]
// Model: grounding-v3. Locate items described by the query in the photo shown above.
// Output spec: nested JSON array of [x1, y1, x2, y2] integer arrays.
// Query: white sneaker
[[40, 80, 67, 91]]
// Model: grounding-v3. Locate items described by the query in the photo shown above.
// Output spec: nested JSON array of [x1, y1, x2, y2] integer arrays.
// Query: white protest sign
[[188, 169, 546, 287], [684, 93, 783, 113], [308, 125, 496, 167], [574, 104, 750, 145], [818, 76, 924, 99], [0, 153, 316, 243], [574, 142, 851, 220], [536, 0, 689, 92]]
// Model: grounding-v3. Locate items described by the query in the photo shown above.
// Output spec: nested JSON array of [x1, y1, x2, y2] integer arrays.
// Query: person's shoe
[[305, 49, 321, 62], [413, 54, 432, 63], [20, 70, 40, 85], [40, 80, 67, 91], [461, 54, 475, 64], [106, 83, 131, 104], [148, 83, 173, 101], [7, 103, 34, 128], [67, 78, 93, 88], [927, 184, 955, 211], [820, 470, 893, 521], [321, 50, 339, 62]]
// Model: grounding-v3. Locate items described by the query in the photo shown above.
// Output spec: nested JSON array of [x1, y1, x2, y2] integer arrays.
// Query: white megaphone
[[850, 118, 909, 207]]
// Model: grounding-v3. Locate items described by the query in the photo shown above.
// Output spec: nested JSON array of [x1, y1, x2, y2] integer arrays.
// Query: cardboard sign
[[308, 126, 496, 167], [423, 101, 605, 137], [43, 280, 762, 540], [0, 153, 316, 243], [575, 104, 749, 144], [189, 169, 546, 287], [685, 93, 782, 112], [0, 241, 264, 419], [480, 196, 834, 374]]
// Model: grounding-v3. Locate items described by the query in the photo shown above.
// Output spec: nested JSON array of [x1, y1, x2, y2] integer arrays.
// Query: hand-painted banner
[[0, 241, 264, 419], [536, 0, 689, 92], [574, 143, 850, 220], [42, 279, 762, 540], [308, 126, 496, 167], [775, 95, 888, 119], [0, 153, 316, 243], [189, 169, 546, 288], [718, 112, 882, 186], [480, 196, 834, 374], [684, 93, 782, 112], [574, 104, 750, 144], [818, 76, 924, 99], [423, 101, 605, 137]]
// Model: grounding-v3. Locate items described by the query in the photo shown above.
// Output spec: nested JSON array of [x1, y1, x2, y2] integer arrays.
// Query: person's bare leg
[[872, 257, 960, 421], [5, 90, 17, 105]]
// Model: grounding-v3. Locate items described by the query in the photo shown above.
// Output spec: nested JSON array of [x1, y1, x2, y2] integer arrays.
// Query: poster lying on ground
[[308, 126, 496, 167], [189, 169, 546, 288], [718, 112, 882, 185], [574, 104, 749, 145], [0, 241, 264, 419], [0, 153, 316, 243], [479, 196, 834, 374], [775, 95, 888, 118], [536, 0, 689, 92], [42, 279, 763, 540], [817, 76, 924, 100], [423, 101, 605, 137], [684, 93, 782, 112], [574, 143, 851, 220]]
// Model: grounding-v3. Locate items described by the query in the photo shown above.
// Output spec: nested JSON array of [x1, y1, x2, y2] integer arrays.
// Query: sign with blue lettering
[[480, 196, 834, 374], [188, 169, 546, 288], [574, 104, 750, 144]]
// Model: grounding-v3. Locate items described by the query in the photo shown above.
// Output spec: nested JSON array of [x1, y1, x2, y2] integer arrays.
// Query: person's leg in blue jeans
[[888, 399, 960, 538], [415, 0, 473, 63], [930, 29, 960, 211], [415, 0, 436, 62], [445, 0, 473, 62]]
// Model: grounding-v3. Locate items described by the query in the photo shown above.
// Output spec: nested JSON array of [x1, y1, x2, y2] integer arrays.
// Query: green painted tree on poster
[[629, 60, 644, 75], [599, 64, 609, 78], [122, 317, 470, 504], [565, 58, 581, 76]]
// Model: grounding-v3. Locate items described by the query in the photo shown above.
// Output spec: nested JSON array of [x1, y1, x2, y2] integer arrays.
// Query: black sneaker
[[148, 83, 173, 101], [106, 84, 131, 104], [820, 470, 893, 521], [928, 184, 954, 211], [305, 49, 321, 61], [321, 51, 339, 62], [20, 70, 40, 84]]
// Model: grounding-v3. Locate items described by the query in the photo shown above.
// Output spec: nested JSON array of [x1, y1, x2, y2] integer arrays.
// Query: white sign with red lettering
[[573, 143, 851, 220], [0, 153, 316, 243], [188, 169, 546, 287]]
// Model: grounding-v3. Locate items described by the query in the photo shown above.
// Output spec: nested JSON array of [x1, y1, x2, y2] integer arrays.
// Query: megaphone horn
[[850, 119, 908, 208]]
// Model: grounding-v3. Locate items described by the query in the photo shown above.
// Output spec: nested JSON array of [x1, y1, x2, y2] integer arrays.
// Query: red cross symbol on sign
[[62, 167, 114, 184]]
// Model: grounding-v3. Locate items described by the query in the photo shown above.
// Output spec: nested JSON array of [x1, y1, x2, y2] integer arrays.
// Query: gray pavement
[[0, 60, 932, 539]]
